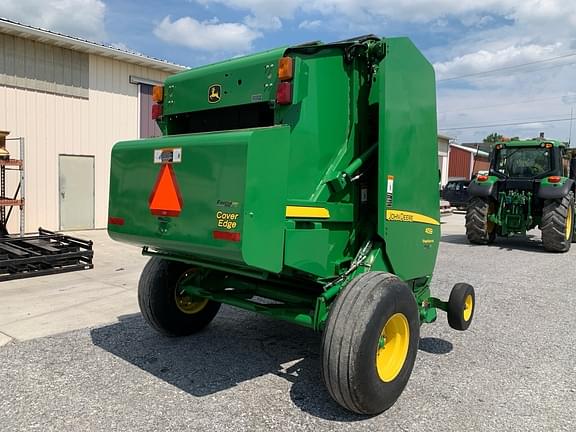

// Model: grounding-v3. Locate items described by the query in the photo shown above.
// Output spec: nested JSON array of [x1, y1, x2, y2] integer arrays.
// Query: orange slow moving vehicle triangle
[[148, 164, 183, 217]]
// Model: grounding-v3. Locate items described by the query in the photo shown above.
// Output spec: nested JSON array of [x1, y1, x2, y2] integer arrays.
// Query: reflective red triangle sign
[[148, 164, 183, 217]]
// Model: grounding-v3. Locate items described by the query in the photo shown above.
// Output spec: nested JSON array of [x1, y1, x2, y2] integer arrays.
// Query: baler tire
[[465, 197, 496, 245], [541, 191, 574, 252], [447, 283, 475, 331], [321, 272, 420, 415], [138, 257, 221, 337]]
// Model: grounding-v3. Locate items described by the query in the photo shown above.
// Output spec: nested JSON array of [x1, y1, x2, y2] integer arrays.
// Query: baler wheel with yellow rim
[[321, 272, 420, 415], [138, 257, 221, 337], [447, 283, 475, 331]]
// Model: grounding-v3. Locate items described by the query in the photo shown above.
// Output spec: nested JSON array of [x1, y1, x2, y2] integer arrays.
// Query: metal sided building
[[438, 134, 451, 186], [448, 143, 490, 181], [0, 18, 185, 233]]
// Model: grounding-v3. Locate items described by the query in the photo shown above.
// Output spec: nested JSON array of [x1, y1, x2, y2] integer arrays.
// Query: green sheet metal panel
[[241, 126, 290, 272], [276, 48, 353, 201], [377, 37, 440, 281], [284, 228, 330, 276], [108, 126, 289, 273], [164, 47, 286, 115]]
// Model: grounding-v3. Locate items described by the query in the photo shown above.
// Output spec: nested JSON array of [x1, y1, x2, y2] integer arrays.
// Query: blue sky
[[1, 0, 576, 143]]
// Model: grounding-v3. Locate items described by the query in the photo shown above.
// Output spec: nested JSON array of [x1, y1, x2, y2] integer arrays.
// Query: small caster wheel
[[447, 283, 475, 331]]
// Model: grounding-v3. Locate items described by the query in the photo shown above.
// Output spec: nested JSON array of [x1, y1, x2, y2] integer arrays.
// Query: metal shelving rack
[[1, 136, 25, 236], [0, 135, 93, 281]]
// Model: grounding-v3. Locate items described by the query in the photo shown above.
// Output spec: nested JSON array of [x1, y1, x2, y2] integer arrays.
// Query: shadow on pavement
[[441, 234, 547, 253], [419, 337, 453, 354], [90, 308, 454, 421], [90, 309, 361, 421]]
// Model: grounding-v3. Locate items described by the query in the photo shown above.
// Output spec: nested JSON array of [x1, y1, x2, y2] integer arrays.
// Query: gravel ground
[[1, 218, 575, 431]]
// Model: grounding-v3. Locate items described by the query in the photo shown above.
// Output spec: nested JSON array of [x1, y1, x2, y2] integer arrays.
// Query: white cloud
[[410, 1, 576, 142], [243, 15, 282, 30], [194, 1, 497, 26], [198, 0, 298, 32], [436, 58, 576, 143], [298, 20, 322, 30], [198, 0, 299, 20], [562, 94, 576, 105], [459, 14, 494, 28], [197, 1, 576, 35], [0, 0, 106, 40], [109, 41, 129, 51], [434, 43, 564, 80], [185, 1, 576, 142], [153, 16, 262, 53]]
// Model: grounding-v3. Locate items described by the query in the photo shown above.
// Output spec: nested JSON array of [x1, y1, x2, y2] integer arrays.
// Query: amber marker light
[[152, 85, 164, 103], [278, 57, 294, 81]]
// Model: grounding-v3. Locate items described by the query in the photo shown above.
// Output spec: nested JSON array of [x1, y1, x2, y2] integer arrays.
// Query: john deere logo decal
[[208, 84, 221, 103]]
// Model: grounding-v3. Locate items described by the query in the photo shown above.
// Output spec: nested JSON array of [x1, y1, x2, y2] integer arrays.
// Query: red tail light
[[213, 230, 241, 242], [152, 103, 163, 120], [548, 176, 561, 183], [477, 175, 488, 182], [108, 216, 125, 226], [276, 82, 292, 105]]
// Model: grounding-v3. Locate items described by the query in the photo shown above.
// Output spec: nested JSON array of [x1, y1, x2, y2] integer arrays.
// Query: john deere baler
[[108, 35, 475, 414]]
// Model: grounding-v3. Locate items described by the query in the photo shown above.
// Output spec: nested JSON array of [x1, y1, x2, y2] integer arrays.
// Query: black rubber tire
[[541, 191, 574, 252], [466, 197, 496, 244], [447, 283, 475, 331], [321, 272, 420, 415], [138, 257, 221, 337]]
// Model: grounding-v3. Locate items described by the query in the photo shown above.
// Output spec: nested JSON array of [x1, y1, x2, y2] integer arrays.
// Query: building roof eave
[[0, 18, 187, 74], [450, 143, 489, 157]]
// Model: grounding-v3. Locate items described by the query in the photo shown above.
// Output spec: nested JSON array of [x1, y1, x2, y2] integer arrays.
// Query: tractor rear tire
[[138, 257, 221, 336], [321, 272, 420, 415], [466, 197, 496, 245], [541, 191, 575, 252]]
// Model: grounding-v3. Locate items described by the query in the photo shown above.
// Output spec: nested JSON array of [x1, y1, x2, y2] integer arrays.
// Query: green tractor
[[108, 35, 475, 414], [466, 137, 576, 252]]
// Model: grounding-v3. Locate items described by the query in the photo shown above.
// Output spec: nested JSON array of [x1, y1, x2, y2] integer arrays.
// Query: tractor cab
[[490, 140, 565, 181]]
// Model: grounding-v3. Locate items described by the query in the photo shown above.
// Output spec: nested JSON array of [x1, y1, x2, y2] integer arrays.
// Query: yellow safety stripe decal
[[386, 210, 440, 226], [286, 206, 330, 219]]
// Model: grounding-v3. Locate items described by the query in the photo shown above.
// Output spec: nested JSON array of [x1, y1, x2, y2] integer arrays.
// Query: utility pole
[[569, 107, 574, 147]]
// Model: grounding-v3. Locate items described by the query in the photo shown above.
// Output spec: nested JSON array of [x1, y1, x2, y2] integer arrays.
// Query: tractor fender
[[468, 180, 496, 198], [537, 179, 575, 200]]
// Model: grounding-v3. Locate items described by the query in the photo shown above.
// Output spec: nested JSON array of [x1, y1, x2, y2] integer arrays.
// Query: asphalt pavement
[[0, 215, 575, 431]]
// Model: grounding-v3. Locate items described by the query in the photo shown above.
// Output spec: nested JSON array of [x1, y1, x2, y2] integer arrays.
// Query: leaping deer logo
[[208, 84, 221, 103]]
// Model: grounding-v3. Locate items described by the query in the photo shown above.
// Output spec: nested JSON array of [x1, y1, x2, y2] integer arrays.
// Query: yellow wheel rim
[[175, 289, 209, 314], [463, 294, 473, 322], [376, 313, 410, 382], [565, 206, 573, 240]]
